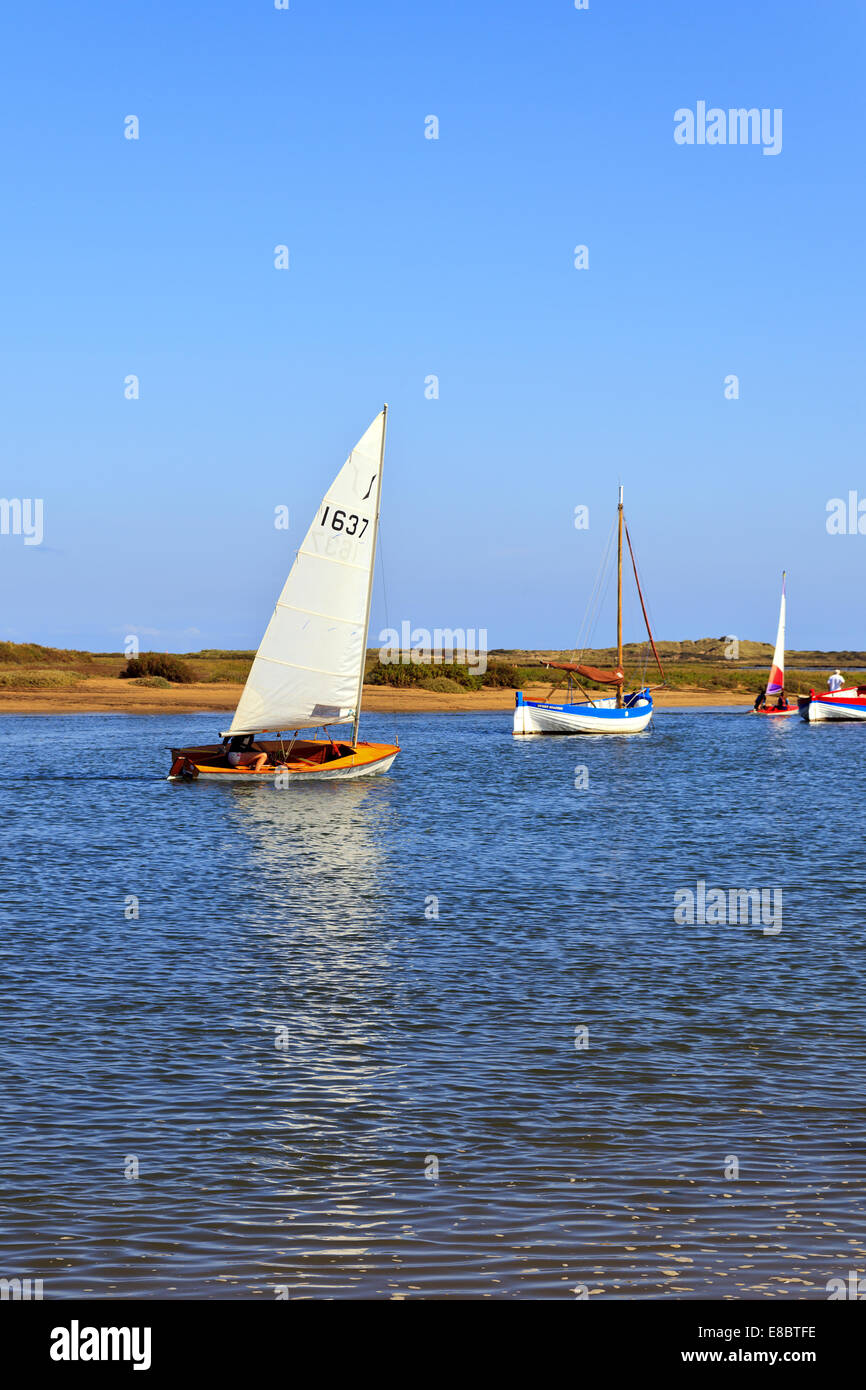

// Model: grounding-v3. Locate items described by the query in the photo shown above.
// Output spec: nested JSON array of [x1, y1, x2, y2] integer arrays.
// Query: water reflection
[[222, 778, 410, 1165], [4, 710, 866, 1298], [226, 778, 397, 956]]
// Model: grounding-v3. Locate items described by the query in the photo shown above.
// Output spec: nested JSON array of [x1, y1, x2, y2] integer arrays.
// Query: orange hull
[[168, 737, 399, 781]]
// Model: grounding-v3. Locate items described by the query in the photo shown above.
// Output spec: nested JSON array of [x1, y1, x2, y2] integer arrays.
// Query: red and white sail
[[766, 572, 786, 696]]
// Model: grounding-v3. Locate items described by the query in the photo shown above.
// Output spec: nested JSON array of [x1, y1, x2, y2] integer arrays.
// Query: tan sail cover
[[228, 411, 384, 734], [546, 660, 625, 684]]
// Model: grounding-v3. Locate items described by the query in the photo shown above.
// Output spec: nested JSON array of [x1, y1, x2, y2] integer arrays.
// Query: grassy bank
[[0, 641, 861, 699], [365, 656, 861, 698]]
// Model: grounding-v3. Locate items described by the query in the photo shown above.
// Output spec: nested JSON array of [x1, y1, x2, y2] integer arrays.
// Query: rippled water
[[1, 709, 864, 1299]]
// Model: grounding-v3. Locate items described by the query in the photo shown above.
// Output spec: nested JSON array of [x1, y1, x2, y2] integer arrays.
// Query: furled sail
[[546, 660, 625, 684], [765, 572, 786, 696], [228, 410, 386, 735]]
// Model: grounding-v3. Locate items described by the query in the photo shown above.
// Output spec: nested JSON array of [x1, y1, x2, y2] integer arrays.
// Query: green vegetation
[[0, 642, 92, 667], [128, 675, 173, 689], [191, 650, 256, 660], [418, 676, 464, 693], [517, 662, 865, 697], [205, 663, 253, 683], [493, 638, 866, 668], [366, 661, 483, 690], [0, 642, 254, 684], [479, 662, 523, 687], [364, 654, 866, 697], [0, 639, 863, 699], [120, 653, 195, 684], [364, 658, 528, 690], [0, 669, 89, 688]]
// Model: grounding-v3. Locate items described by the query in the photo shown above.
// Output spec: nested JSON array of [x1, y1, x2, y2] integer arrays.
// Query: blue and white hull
[[513, 688, 653, 735]]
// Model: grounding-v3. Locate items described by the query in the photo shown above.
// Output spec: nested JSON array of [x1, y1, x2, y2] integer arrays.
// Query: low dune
[[0, 676, 757, 716]]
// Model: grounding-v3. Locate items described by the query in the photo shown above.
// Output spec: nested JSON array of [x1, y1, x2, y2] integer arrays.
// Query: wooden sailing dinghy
[[753, 572, 796, 717], [513, 486, 663, 735], [168, 407, 399, 782]]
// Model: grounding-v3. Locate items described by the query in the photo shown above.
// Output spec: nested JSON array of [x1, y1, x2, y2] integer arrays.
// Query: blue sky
[[1, 0, 863, 653]]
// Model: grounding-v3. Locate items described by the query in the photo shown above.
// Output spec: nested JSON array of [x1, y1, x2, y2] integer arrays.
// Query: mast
[[351, 403, 388, 747], [616, 485, 624, 707]]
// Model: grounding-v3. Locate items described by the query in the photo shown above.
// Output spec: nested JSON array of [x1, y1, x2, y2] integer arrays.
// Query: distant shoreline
[[2, 640, 854, 716], [0, 679, 765, 716]]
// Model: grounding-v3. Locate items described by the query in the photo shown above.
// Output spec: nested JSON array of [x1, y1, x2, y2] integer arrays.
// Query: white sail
[[228, 409, 386, 735], [766, 571, 786, 695]]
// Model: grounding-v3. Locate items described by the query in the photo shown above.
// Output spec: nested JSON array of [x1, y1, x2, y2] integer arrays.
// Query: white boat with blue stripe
[[513, 487, 664, 737], [514, 686, 653, 735]]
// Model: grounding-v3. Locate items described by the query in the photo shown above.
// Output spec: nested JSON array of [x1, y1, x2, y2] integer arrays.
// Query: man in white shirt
[[828, 670, 844, 692]]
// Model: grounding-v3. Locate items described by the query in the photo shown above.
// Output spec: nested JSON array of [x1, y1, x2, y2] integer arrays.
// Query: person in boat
[[828, 669, 844, 692], [753, 685, 768, 712], [224, 735, 268, 772], [774, 691, 789, 711]]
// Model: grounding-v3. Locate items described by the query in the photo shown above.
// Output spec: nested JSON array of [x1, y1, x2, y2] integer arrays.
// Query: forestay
[[228, 410, 385, 735]]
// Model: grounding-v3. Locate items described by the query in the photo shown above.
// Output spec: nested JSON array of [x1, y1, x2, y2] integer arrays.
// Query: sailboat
[[168, 408, 399, 781], [753, 571, 796, 717], [513, 487, 663, 735]]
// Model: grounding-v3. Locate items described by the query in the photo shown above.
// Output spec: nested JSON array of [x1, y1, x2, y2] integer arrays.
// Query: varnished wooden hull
[[168, 738, 399, 782]]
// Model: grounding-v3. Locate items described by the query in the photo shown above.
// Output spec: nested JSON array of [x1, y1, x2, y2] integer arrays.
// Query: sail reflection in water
[[222, 777, 418, 1293], [227, 778, 399, 964]]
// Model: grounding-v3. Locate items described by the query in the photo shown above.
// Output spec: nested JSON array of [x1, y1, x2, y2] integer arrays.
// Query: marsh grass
[[121, 654, 195, 684], [0, 669, 88, 688]]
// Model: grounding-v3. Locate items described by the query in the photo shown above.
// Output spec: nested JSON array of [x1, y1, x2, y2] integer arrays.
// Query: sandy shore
[[0, 678, 757, 716]]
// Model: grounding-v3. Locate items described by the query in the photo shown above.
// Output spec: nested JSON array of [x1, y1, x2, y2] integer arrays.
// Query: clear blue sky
[[1, 0, 863, 653]]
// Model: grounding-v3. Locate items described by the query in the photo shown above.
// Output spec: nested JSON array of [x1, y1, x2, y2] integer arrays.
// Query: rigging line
[[622, 581, 650, 682], [577, 570, 610, 665], [376, 524, 399, 747], [585, 560, 615, 664], [583, 529, 616, 660], [624, 520, 665, 682], [625, 522, 662, 683], [636, 582, 661, 684], [586, 517, 619, 639], [576, 547, 604, 655], [572, 514, 616, 662]]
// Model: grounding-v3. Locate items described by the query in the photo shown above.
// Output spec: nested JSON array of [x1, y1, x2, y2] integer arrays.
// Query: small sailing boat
[[753, 572, 796, 717], [513, 487, 663, 735], [168, 408, 399, 781]]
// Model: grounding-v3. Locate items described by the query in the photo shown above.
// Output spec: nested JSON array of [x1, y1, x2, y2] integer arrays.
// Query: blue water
[[1, 709, 864, 1299]]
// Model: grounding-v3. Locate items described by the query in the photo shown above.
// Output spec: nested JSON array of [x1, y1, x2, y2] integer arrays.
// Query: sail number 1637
[[321, 506, 369, 538]]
